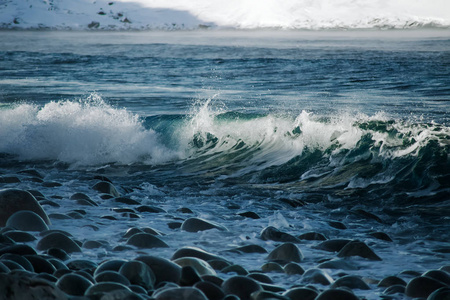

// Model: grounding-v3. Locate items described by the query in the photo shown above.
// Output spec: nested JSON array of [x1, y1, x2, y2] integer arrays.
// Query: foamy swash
[[1, 97, 448, 198], [1, 0, 449, 30]]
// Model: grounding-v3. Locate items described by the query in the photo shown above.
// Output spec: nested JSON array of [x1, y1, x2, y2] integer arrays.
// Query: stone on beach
[[173, 257, 217, 276], [154, 287, 209, 300], [260, 226, 301, 243], [126, 233, 169, 248], [181, 217, 228, 232], [6, 210, 49, 232], [119, 260, 156, 290], [92, 181, 120, 197], [135, 255, 181, 285], [222, 275, 263, 300], [37, 232, 82, 253], [0, 189, 51, 226], [56, 273, 93, 296], [405, 276, 447, 298], [266, 242, 304, 263], [337, 240, 382, 261]]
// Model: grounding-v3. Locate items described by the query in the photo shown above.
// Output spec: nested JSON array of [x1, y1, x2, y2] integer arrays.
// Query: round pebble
[[222, 276, 262, 300]]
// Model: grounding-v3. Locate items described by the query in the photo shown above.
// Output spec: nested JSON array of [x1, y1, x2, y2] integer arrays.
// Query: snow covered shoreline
[[1, 0, 450, 31]]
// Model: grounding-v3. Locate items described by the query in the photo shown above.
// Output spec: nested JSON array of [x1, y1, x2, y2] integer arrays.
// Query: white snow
[[1, 0, 450, 30]]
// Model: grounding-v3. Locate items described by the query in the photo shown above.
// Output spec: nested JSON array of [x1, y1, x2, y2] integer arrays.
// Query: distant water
[[0, 31, 449, 295]]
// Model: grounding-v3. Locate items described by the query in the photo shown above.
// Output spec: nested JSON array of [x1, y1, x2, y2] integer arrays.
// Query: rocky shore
[[0, 168, 449, 300]]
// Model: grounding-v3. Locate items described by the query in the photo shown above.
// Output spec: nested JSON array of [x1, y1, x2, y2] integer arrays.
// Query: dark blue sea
[[0, 30, 449, 298]]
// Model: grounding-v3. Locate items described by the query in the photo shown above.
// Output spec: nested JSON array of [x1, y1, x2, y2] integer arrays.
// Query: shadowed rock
[[94, 259, 128, 276], [0, 272, 68, 299], [405, 276, 446, 298], [315, 288, 359, 300], [94, 270, 130, 286], [84, 281, 131, 296], [314, 239, 352, 252], [37, 232, 82, 253], [260, 226, 301, 243], [331, 275, 370, 290], [0, 189, 50, 226], [369, 231, 393, 242], [337, 240, 382, 261], [56, 273, 93, 296], [194, 281, 226, 300], [4, 230, 37, 242], [284, 262, 305, 275], [302, 269, 334, 285], [222, 276, 262, 300], [127, 233, 168, 249], [181, 217, 228, 232], [92, 181, 120, 197], [317, 258, 359, 270], [266, 243, 303, 263], [172, 247, 229, 263], [154, 287, 208, 300], [6, 210, 49, 232], [283, 287, 318, 300], [298, 232, 327, 241], [228, 244, 268, 254], [173, 257, 216, 276], [378, 275, 407, 287], [119, 260, 155, 290], [135, 255, 181, 285]]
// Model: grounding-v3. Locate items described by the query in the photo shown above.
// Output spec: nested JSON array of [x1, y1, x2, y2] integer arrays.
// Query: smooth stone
[[222, 276, 263, 300], [35, 273, 58, 283], [94, 270, 131, 286], [129, 284, 148, 295], [181, 217, 228, 233], [135, 255, 181, 285], [154, 287, 208, 300], [302, 269, 334, 285], [283, 262, 305, 275], [92, 181, 120, 197], [0, 244, 37, 256], [172, 247, 229, 264], [124, 227, 144, 238], [315, 288, 359, 300], [0, 272, 68, 299], [237, 211, 261, 219], [0, 262, 10, 273], [83, 240, 106, 249], [194, 281, 226, 300], [260, 226, 301, 243], [298, 232, 327, 241], [3, 230, 37, 242], [0, 234, 15, 245], [114, 197, 141, 205], [39, 200, 60, 207], [84, 282, 131, 296], [136, 205, 166, 213], [0, 254, 34, 272], [427, 287, 450, 300], [37, 232, 82, 253], [328, 221, 347, 230], [177, 207, 194, 214], [180, 265, 203, 286], [229, 244, 268, 254], [317, 258, 359, 270], [0, 189, 51, 226], [42, 181, 62, 187], [247, 273, 273, 284], [142, 227, 164, 236], [48, 258, 68, 271], [383, 284, 406, 295], [95, 259, 128, 276], [100, 289, 146, 300], [6, 210, 49, 232], [351, 209, 383, 223], [56, 273, 93, 296], [18, 169, 44, 178], [423, 270, 450, 284], [208, 259, 232, 271], [378, 275, 407, 287], [127, 233, 168, 249], [0, 176, 21, 183], [337, 240, 382, 261], [119, 260, 155, 290], [282, 287, 318, 300], [75, 270, 95, 283], [261, 262, 284, 273], [70, 193, 98, 206], [405, 276, 447, 298], [173, 257, 216, 276], [369, 231, 393, 242], [1, 260, 25, 271], [330, 275, 370, 290], [168, 222, 182, 229], [314, 239, 352, 252], [259, 283, 285, 293], [46, 248, 70, 261], [251, 290, 290, 300], [266, 243, 303, 263], [221, 264, 249, 276], [24, 255, 56, 274], [66, 260, 98, 273]]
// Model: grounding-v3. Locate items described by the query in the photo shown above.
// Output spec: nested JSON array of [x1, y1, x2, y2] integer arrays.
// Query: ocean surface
[[0, 30, 449, 298]]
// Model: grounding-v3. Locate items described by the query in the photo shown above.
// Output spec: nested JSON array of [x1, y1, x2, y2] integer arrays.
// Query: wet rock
[[46, 248, 70, 261], [302, 269, 334, 285], [405, 276, 447, 298], [3, 230, 37, 242], [37, 232, 82, 253], [0, 189, 51, 226], [247, 273, 273, 284], [0, 254, 34, 272], [298, 232, 327, 241], [95, 270, 131, 286], [135, 255, 182, 285], [18, 169, 44, 178], [351, 209, 383, 223], [315, 288, 359, 300], [282, 287, 318, 300], [136, 205, 166, 213], [172, 247, 228, 263], [66, 259, 97, 272], [229, 244, 268, 254], [0, 244, 37, 256], [24, 254, 56, 274], [84, 281, 132, 297], [181, 217, 228, 232], [238, 211, 261, 219], [317, 258, 359, 270], [92, 181, 120, 197], [70, 192, 98, 206], [251, 290, 290, 300], [328, 221, 347, 230], [0, 272, 68, 299], [0, 176, 21, 183], [330, 275, 370, 290], [427, 287, 450, 300], [127, 233, 169, 249], [222, 276, 263, 300], [260, 226, 301, 243], [314, 239, 351, 252], [423, 270, 450, 284], [194, 281, 225, 300], [221, 264, 249, 276], [100, 289, 146, 300], [261, 262, 284, 273], [115, 197, 141, 205], [95, 259, 128, 276], [168, 222, 182, 229], [266, 242, 303, 263], [283, 262, 305, 275], [123, 227, 143, 238], [383, 284, 406, 295], [119, 260, 155, 290], [154, 286, 208, 300], [180, 265, 202, 286], [369, 231, 393, 242], [177, 207, 194, 214], [56, 273, 93, 296], [48, 258, 68, 271], [173, 257, 216, 276], [208, 259, 232, 271], [337, 240, 382, 261], [83, 240, 107, 249], [1, 260, 25, 271], [0, 262, 10, 273], [378, 275, 407, 287]]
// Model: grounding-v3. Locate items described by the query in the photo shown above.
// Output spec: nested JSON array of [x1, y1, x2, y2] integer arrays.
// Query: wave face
[[2, 97, 448, 204], [1, 0, 449, 30]]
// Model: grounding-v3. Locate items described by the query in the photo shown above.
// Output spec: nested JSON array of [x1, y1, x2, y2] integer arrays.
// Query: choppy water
[[0, 30, 449, 298]]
